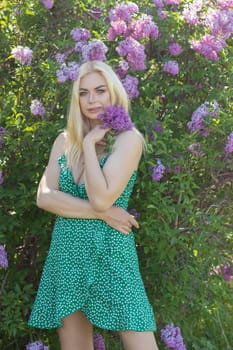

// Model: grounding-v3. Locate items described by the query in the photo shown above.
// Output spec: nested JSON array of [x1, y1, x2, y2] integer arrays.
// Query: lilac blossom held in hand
[[98, 105, 134, 131], [151, 160, 165, 181], [163, 60, 179, 75], [0, 245, 8, 268], [161, 323, 186, 350], [12, 46, 33, 65], [82, 40, 108, 62], [224, 131, 233, 153], [30, 100, 46, 117], [93, 334, 106, 350], [40, 0, 54, 9], [121, 75, 139, 99]]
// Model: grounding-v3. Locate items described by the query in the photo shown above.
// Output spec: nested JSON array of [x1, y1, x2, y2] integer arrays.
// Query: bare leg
[[119, 330, 159, 350], [57, 311, 94, 350]]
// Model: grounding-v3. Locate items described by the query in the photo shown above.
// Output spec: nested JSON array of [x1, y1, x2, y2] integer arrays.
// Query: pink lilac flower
[[109, 2, 139, 22], [217, 0, 233, 10], [127, 14, 159, 40], [151, 160, 166, 181], [40, 0, 54, 9], [121, 75, 139, 99], [187, 101, 220, 136], [98, 105, 134, 131], [116, 60, 129, 78], [56, 62, 79, 82], [55, 53, 66, 64], [212, 263, 233, 282], [224, 131, 233, 153], [11, 46, 33, 65], [182, 0, 203, 25], [30, 100, 46, 117], [158, 9, 168, 19], [70, 28, 91, 42], [163, 60, 179, 75], [0, 245, 8, 268], [161, 324, 186, 350], [116, 37, 146, 71], [191, 34, 226, 61], [164, 0, 182, 5], [107, 20, 127, 41], [205, 9, 233, 39], [153, 0, 164, 8], [82, 40, 108, 62], [26, 340, 49, 350], [188, 143, 204, 156], [169, 43, 183, 56], [93, 334, 106, 350], [128, 208, 140, 220]]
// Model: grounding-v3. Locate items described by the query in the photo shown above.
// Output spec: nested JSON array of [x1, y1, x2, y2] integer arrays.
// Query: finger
[[130, 216, 139, 229]]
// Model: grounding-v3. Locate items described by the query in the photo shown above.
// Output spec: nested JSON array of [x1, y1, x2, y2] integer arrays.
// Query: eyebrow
[[79, 84, 107, 91]]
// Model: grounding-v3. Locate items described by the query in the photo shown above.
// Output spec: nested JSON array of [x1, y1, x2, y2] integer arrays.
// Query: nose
[[89, 92, 96, 103]]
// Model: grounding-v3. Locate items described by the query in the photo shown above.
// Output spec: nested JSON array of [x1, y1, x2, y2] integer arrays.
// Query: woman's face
[[79, 72, 111, 122]]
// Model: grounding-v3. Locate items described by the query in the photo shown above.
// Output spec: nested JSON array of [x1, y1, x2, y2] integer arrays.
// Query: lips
[[87, 107, 102, 113]]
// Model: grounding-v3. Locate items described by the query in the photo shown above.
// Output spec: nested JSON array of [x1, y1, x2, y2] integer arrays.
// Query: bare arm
[[37, 132, 139, 233], [83, 127, 143, 211]]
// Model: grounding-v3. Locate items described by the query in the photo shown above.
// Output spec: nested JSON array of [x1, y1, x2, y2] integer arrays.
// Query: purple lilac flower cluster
[[56, 62, 80, 83], [151, 160, 166, 181], [212, 262, 233, 282], [26, 340, 49, 350], [93, 334, 106, 350], [128, 208, 140, 220], [40, 0, 54, 10], [184, 0, 233, 60], [161, 324, 186, 350], [108, 2, 159, 72], [11, 46, 33, 65], [224, 131, 233, 153], [0, 245, 8, 268], [169, 42, 183, 56], [30, 100, 46, 117], [153, 0, 182, 19], [121, 75, 139, 99], [0, 127, 6, 148], [55, 27, 108, 83], [187, 101, 220, 136], [98, 105, 134, 131], [163, 60, 179, 75]]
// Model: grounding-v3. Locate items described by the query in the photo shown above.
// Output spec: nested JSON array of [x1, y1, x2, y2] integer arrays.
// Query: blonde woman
[[28, 61, 159, 350]]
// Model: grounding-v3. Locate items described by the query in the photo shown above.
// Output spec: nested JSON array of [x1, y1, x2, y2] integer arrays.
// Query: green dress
[[28, 155, 156, 331]]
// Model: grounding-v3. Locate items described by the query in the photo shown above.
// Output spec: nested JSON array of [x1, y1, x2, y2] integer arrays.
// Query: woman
[[28, 60, 158, 350]]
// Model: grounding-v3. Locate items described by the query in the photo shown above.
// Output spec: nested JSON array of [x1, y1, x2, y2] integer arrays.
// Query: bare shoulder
[[49, 131, 67, 162], [113, 128, 144, 153]]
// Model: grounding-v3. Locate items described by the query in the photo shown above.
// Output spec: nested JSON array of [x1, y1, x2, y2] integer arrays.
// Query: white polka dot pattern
[[28, 155, 156, 331]]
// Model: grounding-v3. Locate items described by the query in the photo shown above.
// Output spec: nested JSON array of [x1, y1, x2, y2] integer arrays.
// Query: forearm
[[37, 188, 100, 219], [83, 140, 109, 209]]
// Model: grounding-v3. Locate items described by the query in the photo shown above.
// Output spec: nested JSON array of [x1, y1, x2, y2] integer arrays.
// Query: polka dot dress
[[28, 155, 156, 331]]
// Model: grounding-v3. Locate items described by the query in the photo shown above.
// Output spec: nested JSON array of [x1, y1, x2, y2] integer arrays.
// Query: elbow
[[90, 197, 112, 212], [36, 191, 49, 210]]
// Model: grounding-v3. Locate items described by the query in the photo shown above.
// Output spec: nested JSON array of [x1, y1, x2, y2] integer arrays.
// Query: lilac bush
[[98, 105, 134, 131], [1, 0, 233, 349]]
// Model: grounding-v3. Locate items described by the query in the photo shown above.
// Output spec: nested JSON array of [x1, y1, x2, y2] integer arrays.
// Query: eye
[[97, 89, 105, 94], [79, 91, 88, 96]]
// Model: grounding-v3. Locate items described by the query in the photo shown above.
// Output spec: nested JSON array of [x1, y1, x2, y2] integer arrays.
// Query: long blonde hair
[[65, 60, 129, 169]]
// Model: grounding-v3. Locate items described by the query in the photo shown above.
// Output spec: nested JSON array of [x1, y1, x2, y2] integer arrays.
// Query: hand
[[84, 125, 110, 145], [96, 206, 139, 235]]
